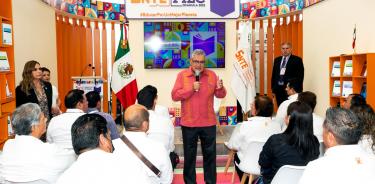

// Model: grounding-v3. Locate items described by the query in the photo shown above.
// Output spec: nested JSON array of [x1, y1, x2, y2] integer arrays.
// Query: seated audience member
[[299, 108, 375, 184], [57, 114, 150, 184], [297, 91, 324, 141], [226, 96, 281, 181], [275, 78, 303, 130], [350, 104, 375, 154], [1, 103, 75, 183], [41, 67, 62, 116], [85, 91, 119, 140], [137, 85, 175, 154], [47, 89, 87, 149], [112, 104, 173, 184], [259, 101, 320, 184], [342, 93, 366, 109]]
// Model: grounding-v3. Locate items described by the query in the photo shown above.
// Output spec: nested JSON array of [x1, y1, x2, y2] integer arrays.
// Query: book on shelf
[[5, 79, 12, 97], [331, 61, 340, 77], [0, 51, 10, 71], [332, 80, 341, 96], [343, 60, 353, 76], [342, 81, 353, 97], [2, 23, 13, 45], [364, 68, 367, 77], [360, 82, 367, 99]]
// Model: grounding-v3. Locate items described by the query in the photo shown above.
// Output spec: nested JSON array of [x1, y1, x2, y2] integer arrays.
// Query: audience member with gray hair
[[1, 103, 75, 183], [299, 107, 375, 184], [112, 104, 173, 184]]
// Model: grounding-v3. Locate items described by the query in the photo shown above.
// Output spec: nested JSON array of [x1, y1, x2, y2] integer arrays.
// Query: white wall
[[128, 20, 237, 107], [303, 0, 375, 116], [12, 0, 57, 86]]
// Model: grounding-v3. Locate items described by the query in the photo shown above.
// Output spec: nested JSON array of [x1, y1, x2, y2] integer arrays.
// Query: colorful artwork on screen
[[144, 22, 225, 69], [41, 0, 125, 21]]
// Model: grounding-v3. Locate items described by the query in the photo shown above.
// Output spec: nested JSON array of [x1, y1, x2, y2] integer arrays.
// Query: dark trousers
[[273, 85, 288, 106], [182, 125, 216, 184]]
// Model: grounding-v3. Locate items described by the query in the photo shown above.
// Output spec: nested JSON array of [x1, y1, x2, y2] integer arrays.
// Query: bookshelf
[[0, 0, 15, 149], [329, 53, 375, 108]]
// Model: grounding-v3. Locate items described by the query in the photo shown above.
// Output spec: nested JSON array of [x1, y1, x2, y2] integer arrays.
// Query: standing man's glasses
[[192, 60, 205, 65]]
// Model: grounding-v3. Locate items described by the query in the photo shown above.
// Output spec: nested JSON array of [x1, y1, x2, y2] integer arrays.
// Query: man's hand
[[193, 81, 200, 92]]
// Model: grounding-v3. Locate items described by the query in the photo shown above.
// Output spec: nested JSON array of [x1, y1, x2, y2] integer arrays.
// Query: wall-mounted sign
[[126, 0, 240, 19]]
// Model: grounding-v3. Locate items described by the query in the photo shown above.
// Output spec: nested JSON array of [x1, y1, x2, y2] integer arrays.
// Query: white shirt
[[47, 109, 86, 149], [275, 93, 298, 130], [57, 149, 150, 184], [155, 104, 171, 119], [226, 116, 281, 161], [358, 135, 375, 155], [147, 110, 175, 153], [312, 113, 324, 141], [113, 132, 173, 184], [0, 135, 76, 183], [299, 145, 375, 184]]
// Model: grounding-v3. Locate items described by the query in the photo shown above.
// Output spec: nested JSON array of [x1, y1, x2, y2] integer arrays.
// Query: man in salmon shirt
[[171, 49, 227, 184]]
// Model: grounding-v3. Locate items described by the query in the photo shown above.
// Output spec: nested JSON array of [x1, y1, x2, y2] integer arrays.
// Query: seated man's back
[[47, 110, 85, 149], [147, 110, 175, 153], [113, 132, 173, 184], [57, 149, 150, 184], [47, 89, 88, 149], [299, 145, 375, 184], [227, 117, 281, 160]]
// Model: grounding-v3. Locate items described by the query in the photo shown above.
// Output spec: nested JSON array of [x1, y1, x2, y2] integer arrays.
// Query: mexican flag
[[111, 24, 138, 109]]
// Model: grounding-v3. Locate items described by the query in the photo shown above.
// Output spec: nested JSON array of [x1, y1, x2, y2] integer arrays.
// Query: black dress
[[15, 81, 53, 120], [258, 133, 319, 184]]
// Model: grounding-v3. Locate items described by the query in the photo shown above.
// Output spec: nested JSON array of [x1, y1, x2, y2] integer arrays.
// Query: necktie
[[278, 57, 287, 85], [281, 57, 287, 69]]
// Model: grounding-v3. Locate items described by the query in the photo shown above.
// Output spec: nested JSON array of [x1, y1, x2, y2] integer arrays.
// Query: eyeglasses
[[33, 68, 42, 71], [192, 60, 205, 65]]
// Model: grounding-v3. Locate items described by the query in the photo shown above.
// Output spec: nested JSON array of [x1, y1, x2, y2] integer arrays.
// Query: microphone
[[195, 70, 200, 81], [80, 64, 95, 84], [194, 70, 200, 92]]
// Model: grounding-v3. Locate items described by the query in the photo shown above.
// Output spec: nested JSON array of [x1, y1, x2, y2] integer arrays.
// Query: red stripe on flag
[[116, 79, 138, 109]]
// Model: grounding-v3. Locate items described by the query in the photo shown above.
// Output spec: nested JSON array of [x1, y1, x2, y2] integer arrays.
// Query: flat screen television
[[144, 22, 225, 69]]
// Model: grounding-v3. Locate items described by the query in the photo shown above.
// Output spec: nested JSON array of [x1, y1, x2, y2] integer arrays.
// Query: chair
[[237, 141, 266, 184], [270, 165, 306, 184]]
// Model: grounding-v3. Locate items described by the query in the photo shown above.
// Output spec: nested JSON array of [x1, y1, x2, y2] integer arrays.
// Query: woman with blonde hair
[[16, 60, 53, 120]]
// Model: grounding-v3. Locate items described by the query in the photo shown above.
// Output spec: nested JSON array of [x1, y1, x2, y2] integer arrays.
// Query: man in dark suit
[[271, 42, 304, 106]]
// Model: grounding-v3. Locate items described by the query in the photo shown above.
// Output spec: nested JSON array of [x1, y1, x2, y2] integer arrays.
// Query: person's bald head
[[124, 104, 149, 132]]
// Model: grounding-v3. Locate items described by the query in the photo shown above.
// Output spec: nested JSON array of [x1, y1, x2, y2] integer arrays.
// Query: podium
[[71, 76, 106, 96]]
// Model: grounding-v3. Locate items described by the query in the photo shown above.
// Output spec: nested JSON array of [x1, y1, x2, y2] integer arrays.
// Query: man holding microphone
[[172, 49, 227, 184]]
